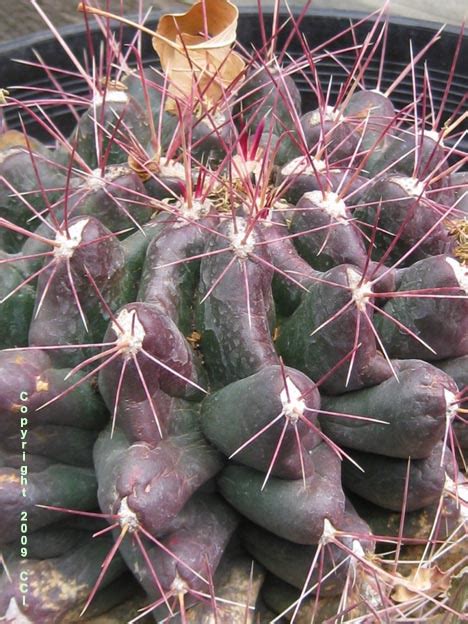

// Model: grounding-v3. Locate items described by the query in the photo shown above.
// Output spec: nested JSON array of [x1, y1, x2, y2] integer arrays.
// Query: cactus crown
[[0, 1, 466, 622]]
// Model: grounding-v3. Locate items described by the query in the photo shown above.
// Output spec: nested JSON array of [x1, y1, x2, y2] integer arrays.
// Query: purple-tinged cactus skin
[[0, 350, 107, 431], [375, 254, 468, 360], [259, 212, 319, 315], [341, 442, 457, 511], [320, 359, 459, 458], [98, 301, 206, 409], [63, 165, 153, 232], [357, 175, 454, 263], [369, 127, 451, 188], [117, 493, 237, 619], [116, 387, 200, 445], [196, 218, 279, 388], [94, 425, 223, 537], [344, 90, 396, 157], [0, 3, 466, 622], [190, 109, 235, 163], [218, 442, 345, 544], [298, 108, 359, 163], [0, 535, 128, 623], [142, 159, 187, 202], [276, 263, 392, 394], [0, 464, 97, 543], [241, 501, 374, 595], [138, 208, 217, 334], [278, 159, 367, 205], [28, 215, 133, 368], [290, 191, 371, 272], [202, 364, 321, 478]]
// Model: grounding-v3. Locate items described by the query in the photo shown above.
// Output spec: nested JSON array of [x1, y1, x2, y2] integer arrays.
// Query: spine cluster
[[0, 2, 466, 622]]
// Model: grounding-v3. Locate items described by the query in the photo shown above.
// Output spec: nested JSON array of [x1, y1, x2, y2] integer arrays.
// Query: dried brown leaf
[[0, 129, 43, 152], [152, 0, 245, 111], [391, 565, 451, 603]]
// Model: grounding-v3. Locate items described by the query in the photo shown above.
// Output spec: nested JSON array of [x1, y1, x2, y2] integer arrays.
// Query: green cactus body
[[278, 159, 364, 205], [0, 464, 97, 543], [20, 167, 153, 277], [342, 442, 457, 511], [1, 519, 92, 561], [375, 254, 468, 360], [197, 218, 279, 388], [123, 68, 163, 120], [72, 89, 150, 169], [320, 359, 459, 458], [0, 143, 66, 251], [2, 424, 98, 468], [0, 252, 35, 347], [241, 501, 373, 594], [276, 263, 392, 394], [260, 213, 319, 316], [368, 127, 450, 186], [357, 175, 453, 263], [239, 65, 302, 135], [138, 207, 216, 335], [120, 211, 175, 288], [0, 6, 466, 622], [201, 364, 321, 478], [28, 216, 133, 367], [343, 89, 396, 167], [65, 165, 153, 231], [218, 443, 345, 544], [190, 109, 234, 163]]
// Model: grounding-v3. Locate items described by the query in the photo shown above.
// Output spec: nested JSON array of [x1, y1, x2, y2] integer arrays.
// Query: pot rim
[[0, 5, 463, 59]]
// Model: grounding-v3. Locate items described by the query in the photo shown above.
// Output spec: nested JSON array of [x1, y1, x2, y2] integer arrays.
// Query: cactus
[[0, 1, 466, 622]]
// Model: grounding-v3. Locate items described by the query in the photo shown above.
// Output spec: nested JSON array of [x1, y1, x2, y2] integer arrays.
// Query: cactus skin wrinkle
[[0, 3, 466, 622]]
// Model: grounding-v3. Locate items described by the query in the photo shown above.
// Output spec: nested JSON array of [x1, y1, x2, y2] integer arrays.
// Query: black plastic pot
[[0, 6, 466, 148]]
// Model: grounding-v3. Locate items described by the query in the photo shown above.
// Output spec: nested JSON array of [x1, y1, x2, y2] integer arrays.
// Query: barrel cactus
[[0, 1, 466, 622]]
